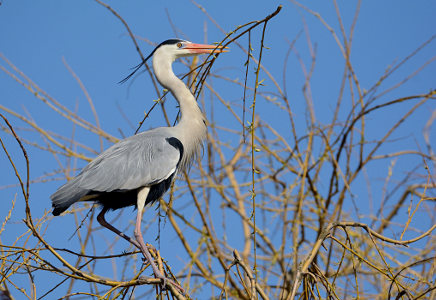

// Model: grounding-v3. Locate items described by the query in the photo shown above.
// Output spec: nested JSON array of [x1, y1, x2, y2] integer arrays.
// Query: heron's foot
[[139, 275, 184, 294], [154, 271, 184, 294], [136, 237, 184, 294]]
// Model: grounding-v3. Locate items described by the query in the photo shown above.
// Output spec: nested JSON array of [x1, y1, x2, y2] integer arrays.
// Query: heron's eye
[[176, 42, 183, 48]]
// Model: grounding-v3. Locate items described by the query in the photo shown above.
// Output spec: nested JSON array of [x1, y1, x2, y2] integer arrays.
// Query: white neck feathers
[[153, 52, 207, 171]]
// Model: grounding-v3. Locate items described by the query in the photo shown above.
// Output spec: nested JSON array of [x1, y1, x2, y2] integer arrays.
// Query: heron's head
[[119, 38, 227, 84], [154, 39, 227, 61]]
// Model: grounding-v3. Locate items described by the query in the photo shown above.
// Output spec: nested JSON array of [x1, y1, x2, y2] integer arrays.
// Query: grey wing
[[51, 130, 182, 215], [78, 131, 182, 192]]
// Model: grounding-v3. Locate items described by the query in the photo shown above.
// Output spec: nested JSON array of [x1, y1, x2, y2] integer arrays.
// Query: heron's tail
[[50, 180, 89, 216]]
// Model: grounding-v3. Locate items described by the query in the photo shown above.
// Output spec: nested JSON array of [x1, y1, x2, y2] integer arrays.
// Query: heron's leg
[[96, 207, 141, 249], [134, 187, 164, 275], [135, 187, 184, 293]]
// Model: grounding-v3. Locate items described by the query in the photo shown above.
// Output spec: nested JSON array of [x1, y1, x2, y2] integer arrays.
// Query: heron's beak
[[184, 43, 229, 54]]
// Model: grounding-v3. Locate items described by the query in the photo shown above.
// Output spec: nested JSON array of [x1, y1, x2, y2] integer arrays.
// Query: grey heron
[[50, 39, 226, 291]]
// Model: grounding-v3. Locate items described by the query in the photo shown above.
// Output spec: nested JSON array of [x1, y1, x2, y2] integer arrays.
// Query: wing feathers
[[50, 129, 182, 215], [79, 132, 181, 191]]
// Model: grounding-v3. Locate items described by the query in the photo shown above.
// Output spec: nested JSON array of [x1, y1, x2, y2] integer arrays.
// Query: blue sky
[[1, 0, 435, 298]]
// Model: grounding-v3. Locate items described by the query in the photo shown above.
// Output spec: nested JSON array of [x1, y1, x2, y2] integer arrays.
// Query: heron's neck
[[153, 58, 207, 169]]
